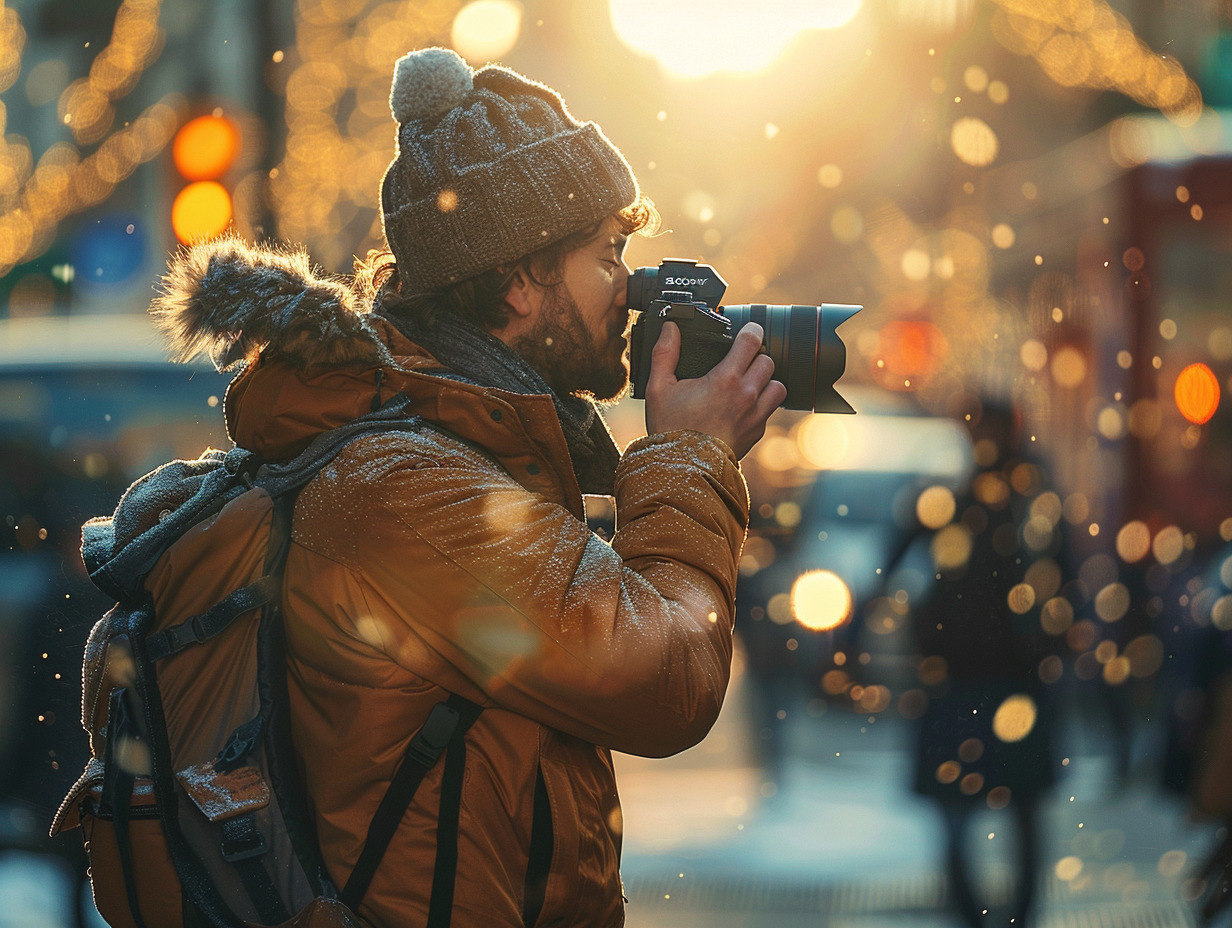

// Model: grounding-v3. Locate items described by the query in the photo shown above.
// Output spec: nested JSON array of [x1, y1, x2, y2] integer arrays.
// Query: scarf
[[387, 311, 621, 495]]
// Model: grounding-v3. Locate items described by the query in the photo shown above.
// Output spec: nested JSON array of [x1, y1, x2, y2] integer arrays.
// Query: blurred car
[[0, 314, 230, 895], [734, 390, 974, 769]]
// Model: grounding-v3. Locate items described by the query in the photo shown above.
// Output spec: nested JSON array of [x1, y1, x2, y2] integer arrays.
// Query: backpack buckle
[[406, 702, 460, 768], [220, 813, 268, 862]]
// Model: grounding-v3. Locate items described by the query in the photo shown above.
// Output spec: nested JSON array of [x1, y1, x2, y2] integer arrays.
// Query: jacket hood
[[146, 238, 586, 508], [150, 237, 446, 459], [150, 235, 396, 372]]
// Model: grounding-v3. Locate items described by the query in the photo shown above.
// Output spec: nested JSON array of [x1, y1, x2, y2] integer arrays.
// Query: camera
[[627, 258, 859, 414]]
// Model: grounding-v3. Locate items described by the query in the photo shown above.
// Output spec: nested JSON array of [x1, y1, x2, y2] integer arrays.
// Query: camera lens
[[722, 304, 859, 413]]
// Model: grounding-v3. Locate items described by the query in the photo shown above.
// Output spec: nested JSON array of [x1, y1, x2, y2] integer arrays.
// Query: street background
[[4, 0, 1232, 925], [0, 658, 1222, 925]]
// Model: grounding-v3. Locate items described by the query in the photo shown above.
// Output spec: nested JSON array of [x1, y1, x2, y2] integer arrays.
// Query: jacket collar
[[149, 237, 608, 513]]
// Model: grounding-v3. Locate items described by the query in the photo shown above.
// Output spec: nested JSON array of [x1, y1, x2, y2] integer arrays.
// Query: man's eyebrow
[[610, 234, 629, 257]]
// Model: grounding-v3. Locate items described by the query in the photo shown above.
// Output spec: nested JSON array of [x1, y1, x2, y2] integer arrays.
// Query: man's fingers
[[648, 322, 681, 391], [747, 352, 776, 392], [714, 322, 766, 375], [756, 379, 788, 420]]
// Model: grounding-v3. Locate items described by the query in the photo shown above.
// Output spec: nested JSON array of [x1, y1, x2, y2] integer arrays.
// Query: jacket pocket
[[53, 758, 186, 928]]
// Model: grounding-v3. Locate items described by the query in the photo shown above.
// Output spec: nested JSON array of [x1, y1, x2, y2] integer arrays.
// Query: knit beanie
[[380, 47, 640, 293]]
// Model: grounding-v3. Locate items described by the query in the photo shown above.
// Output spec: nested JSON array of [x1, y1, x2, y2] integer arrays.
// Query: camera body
[[627, 292, 735, 393], [626, 258, 859, 414]]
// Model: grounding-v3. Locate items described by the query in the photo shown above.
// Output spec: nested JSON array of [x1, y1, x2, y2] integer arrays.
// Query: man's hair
[[360, 194, 659, 331]]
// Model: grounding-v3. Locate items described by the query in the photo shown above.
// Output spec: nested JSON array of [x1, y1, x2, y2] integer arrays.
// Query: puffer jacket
[[149, 240, 749, 927]]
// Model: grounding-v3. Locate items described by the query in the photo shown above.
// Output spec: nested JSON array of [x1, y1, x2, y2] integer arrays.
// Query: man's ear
[[502, 265, 541, 320]]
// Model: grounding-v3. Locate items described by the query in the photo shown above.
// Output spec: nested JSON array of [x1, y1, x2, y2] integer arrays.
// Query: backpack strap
[[145, 574, 282, 662], [425, 694, 485, 927], [102, 687, 151, 928], [256, 489, 341, 905], [521, 769, 553, 928], [221, 812, 287, 925], [172, 488, 296, 927], [340, 692, 483, 914]]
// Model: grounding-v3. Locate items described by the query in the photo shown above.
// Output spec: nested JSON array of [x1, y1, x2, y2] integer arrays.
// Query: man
[[152, 46, 784, 925]]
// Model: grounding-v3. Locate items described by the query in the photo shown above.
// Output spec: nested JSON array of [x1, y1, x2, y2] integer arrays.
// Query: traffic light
[[170, 112, 240, 244]]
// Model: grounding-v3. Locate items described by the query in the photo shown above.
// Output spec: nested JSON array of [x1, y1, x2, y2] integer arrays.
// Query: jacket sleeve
[[305, 428, 748, 758]]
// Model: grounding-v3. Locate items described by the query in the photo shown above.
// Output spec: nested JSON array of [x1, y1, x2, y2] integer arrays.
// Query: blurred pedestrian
[[1163, 540, 1232, 925], [909, 401, 1066, 927]]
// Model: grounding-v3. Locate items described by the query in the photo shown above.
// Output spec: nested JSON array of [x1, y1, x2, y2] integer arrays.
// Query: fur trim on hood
[[149, 235, 395, 370]]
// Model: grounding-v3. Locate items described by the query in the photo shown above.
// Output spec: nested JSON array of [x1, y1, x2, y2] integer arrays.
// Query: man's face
[[512, 217, 632, 402]]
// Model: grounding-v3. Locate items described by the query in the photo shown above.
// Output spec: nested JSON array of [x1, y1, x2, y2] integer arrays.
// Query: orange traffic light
[[172, 114, 240, 181], [170, 112, 240, 244], [171, 181, 233, 244]]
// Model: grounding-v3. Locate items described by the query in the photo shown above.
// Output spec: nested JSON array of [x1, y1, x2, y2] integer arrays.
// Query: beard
[[511, 284, 630, 403]]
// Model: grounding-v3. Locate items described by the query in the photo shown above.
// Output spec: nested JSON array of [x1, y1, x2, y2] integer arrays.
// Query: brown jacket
[[148, 242, 749, 926]]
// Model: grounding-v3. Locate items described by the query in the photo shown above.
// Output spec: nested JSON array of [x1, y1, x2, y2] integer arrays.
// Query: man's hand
[[644, 321, 787, 459]]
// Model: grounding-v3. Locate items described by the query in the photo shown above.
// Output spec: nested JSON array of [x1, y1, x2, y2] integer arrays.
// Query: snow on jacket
[[143, 239, 749, 927]]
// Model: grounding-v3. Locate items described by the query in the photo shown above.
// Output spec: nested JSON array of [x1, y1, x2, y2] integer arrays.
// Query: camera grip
[[675, 331, 734, 382]]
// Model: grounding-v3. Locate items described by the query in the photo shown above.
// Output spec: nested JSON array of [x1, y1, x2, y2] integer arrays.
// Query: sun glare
[[453, 0, 523, 63], [609, 0, 864, 77]]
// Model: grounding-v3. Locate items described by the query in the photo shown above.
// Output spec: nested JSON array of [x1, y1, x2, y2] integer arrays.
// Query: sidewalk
[[615, 679, 1224, 928], [0, 673, 1221, 928]]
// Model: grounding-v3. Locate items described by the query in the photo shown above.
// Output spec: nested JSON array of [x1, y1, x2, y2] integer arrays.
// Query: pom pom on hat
[[381, 49, 640, 292], [390, 47, 473, 123]]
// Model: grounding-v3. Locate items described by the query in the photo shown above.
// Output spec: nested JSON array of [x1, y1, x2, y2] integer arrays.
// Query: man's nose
[[615, 262, 631, 300]]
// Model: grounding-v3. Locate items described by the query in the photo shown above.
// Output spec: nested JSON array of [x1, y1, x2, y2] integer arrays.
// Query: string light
[[0, 0, 174, 277], [989, 0, 1202, 125], [270, 0, 460, 270]]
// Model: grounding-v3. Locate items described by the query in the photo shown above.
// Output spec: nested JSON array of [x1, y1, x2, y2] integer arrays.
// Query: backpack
[[51, 396, 482, 928]]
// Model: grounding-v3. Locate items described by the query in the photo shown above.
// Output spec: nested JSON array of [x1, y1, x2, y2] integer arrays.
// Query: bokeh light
[[992, 693, 1037, 742], [452, 0, 523, 62], [918, 656, 948, 686], [789, 569, 853, 631], [1056, 856, 1084, 882], [950, 116, 999, 166], [1051, 346, 1088, 388], [931, 524, 973, 571], [1125, 635, 1165, 676], [1007, 583, 1036, 614], [916, 485, 956, 529], [1020, 338, 1047, 371], [1116, 521, 1151, 562], [876, 319, 947, 385], [70, 214, 146, 286], [1152, 525, 1185, 565], [1159, 850, 1188, 879], [830, 205, 864, 244], [1211, 596, 1232, 631], [1038, 655, 1064, 684], [796, 415, 851, 470], [1025, 559, 1061, 601], [960, 773, 984, 795], [1174, 362, 1220, 425], [171, 181, 233, 244], [172, 114, 240, 181], [1041, 597, 1074, 635], [1095, 583, 1130, 622], [817, 163, 843, 188]]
